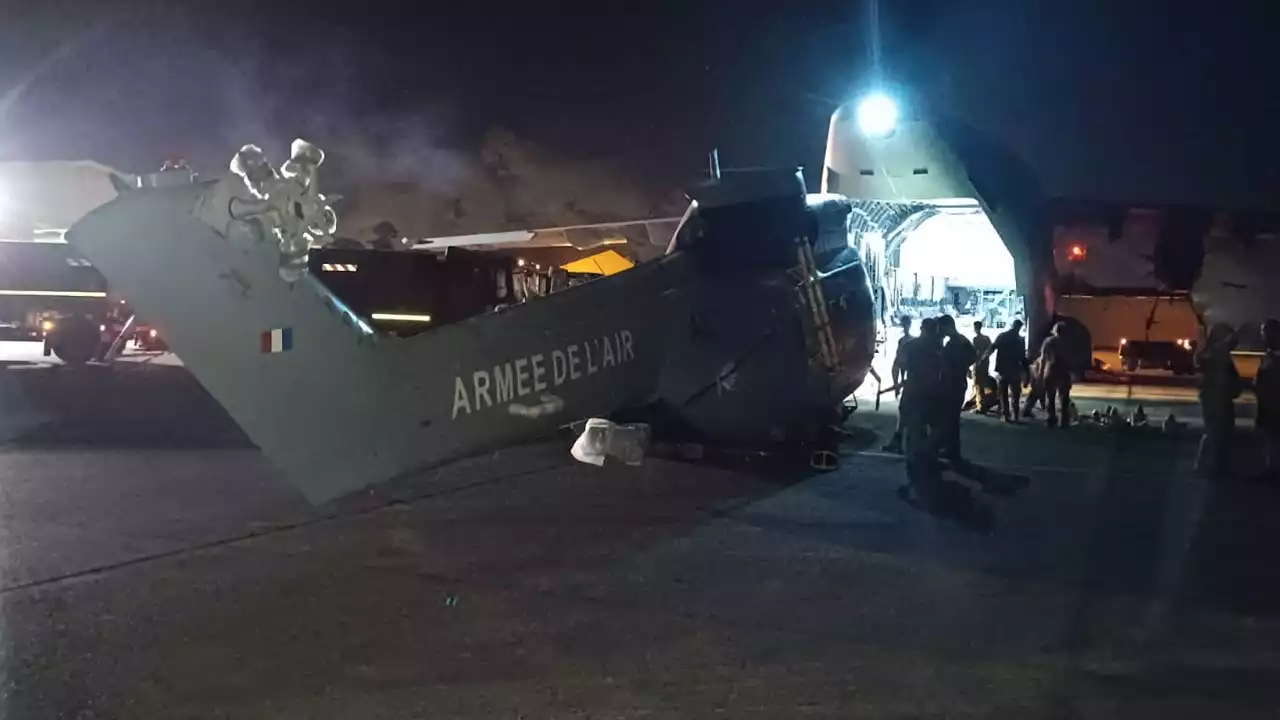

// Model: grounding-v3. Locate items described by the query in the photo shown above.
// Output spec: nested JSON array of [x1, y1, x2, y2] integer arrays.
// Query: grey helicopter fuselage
[[65, 157, 877, 503]]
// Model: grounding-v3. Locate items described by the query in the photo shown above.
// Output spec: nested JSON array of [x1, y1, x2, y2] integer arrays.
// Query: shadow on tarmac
[[909, 458, 1033, 535], [899, 475, 996, 534], [951, 456, 1033, 497]]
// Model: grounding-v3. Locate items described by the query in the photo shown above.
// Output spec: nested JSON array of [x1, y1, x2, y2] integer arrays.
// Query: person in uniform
[[883, 317, 929, 454], [890, 315, 914, 399], [984, 318, 1028, 423], [970, 321, 994, 414], [898, 318, 945, 498], [1038, 321, 1073, 428], [881, 315, 916, 453], [1255, 319, 1280, 478], [1194, 322, 1241, 477], [936, 315, 976, 461]]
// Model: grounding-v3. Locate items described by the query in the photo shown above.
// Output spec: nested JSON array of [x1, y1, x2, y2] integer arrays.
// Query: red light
[[1068, 244, 1087, 261]]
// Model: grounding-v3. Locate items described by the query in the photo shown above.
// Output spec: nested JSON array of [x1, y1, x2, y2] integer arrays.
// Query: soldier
[[890, 315, 914, 399], [1194, 322, 1241, 477], [970, 321, 994, 414], [981, 318, 1028, 423], [936, 315, 976, 460], [898, 318, 945, 492], [881, 315, 916, 453], [1256, 319, 1280, 478], [882, 316, 928, 454], [1038, 321, 1073, 428]]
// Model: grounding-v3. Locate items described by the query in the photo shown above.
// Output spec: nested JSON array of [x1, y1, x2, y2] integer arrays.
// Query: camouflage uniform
[[882, 318, 916, 453], [1038, 326, 1073, 428], [899, 331, 945, 481], [971, 327, 993, 413], [989, 323, 1028, 422], [936, 319, 976, 459], [890, 317, 914, 399]]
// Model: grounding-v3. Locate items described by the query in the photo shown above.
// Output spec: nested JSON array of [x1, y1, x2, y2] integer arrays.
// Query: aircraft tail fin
[[66, 178, 446, 502]]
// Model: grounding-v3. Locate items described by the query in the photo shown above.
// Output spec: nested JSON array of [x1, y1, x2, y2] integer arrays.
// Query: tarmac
[[0, 343, 1278, 718]]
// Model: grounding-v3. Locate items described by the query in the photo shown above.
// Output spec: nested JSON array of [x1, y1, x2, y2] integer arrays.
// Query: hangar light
[[855, 93, 898, 139], [371, 312, 433, 323]]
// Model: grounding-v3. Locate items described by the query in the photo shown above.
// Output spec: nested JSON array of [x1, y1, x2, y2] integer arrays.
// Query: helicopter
[[63, 141, 881, 503]]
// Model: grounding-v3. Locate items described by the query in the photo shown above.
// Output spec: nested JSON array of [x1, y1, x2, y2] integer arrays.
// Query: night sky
[[1, 0, 1275, 209]]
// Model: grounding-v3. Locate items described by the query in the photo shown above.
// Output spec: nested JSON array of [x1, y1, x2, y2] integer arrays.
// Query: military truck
[[0, 235, 114, 364]]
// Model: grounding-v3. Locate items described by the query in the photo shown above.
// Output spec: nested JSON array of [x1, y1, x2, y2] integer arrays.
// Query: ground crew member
[[898, 318, 945, 499], [1038, 321, 1073, 428], [881, 315, 915, 453], [936, 315, 976, 461], [984, 318, 1028, 423], [883, 317, 928, 454], [1194, 322, 1241, 477], [1256, 319, 1280, 478], [890, 315, 914, 399], [970, 321, 994, 414]]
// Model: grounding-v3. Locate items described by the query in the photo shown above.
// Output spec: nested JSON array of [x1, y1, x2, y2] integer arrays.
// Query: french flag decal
[[261, 327, 293, 354]]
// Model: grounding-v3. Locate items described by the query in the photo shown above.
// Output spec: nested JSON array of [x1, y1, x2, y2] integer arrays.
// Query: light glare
[[855, 93, 898, 138]]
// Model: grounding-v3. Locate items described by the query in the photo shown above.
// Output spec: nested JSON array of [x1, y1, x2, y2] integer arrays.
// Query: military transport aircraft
[[64, 141, 882, 503]]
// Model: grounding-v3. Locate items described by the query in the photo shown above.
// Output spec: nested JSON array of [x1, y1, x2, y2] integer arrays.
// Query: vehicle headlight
[[41, 320, 55, 332]]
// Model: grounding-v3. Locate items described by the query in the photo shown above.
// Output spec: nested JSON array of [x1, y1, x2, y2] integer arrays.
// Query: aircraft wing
[[1194, 231, 1280, 329]]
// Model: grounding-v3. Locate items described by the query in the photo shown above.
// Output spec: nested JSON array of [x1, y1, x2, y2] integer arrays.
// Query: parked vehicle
[[1119, 337, 1196, 374]]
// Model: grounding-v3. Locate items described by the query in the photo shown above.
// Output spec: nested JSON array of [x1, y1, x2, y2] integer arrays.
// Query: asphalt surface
[[1, 349, 1279, 718]]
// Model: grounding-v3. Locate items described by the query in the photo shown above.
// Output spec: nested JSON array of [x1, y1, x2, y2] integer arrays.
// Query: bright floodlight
[[855, 93, 898, 138]]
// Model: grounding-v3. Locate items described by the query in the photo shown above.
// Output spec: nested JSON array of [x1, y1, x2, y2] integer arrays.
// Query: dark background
[[1, 0, 1275, 211]]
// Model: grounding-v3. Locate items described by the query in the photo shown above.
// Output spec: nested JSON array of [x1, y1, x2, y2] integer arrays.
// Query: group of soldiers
[[878, 310, 1280, 484], [880, 314, 1079, 496], [973, 317, 1078, 427]]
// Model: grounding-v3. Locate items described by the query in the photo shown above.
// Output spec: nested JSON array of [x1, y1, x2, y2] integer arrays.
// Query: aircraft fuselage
[[65, 161, 877, 502]]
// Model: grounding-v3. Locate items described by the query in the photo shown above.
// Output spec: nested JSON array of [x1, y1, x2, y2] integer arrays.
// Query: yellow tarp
[[560, 249, 634, 276]]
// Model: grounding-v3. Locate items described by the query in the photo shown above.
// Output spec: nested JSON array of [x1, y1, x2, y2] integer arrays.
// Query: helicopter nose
[[820, 263, 877, 385]]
